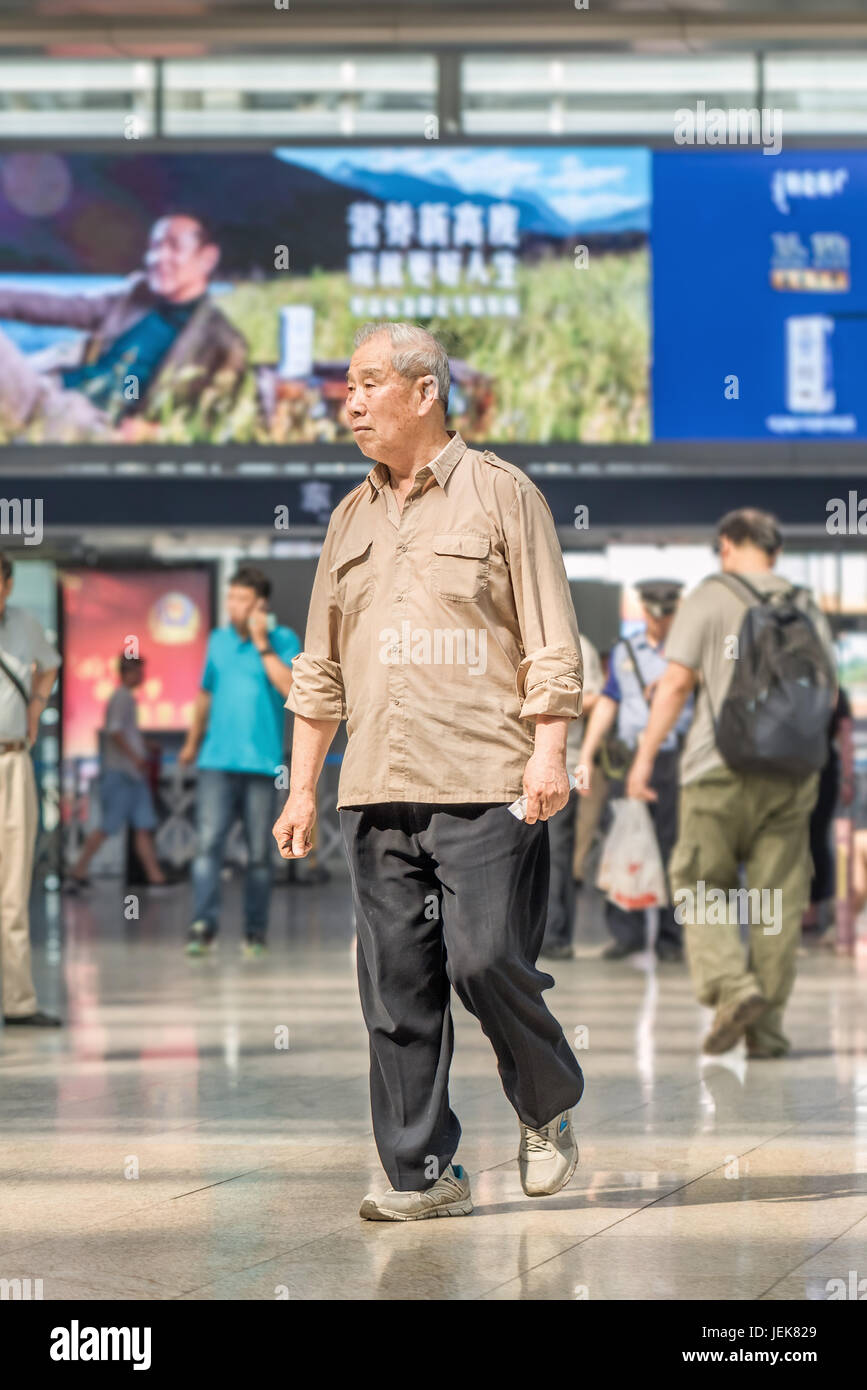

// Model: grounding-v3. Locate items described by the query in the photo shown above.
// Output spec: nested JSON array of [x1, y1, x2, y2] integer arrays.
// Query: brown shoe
[[703, 993, 766, 1055]]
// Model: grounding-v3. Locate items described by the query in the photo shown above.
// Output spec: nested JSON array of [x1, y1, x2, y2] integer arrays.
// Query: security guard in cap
[[579, 580, 692, 961]]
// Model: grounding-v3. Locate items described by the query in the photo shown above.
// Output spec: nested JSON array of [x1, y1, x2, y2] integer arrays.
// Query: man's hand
[[626, 749, 657, 802], [273, 790, 316, 858], [25, 698, 42, 748], [576, 761, 593, 797], [522, 751, 570, 824], [248, 602, 269, 649], [178, 739, 198, 766], [118, 417, 160, 443]]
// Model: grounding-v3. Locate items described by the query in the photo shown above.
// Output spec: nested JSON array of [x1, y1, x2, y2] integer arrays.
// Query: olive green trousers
[[669, 766, 819, 1054]]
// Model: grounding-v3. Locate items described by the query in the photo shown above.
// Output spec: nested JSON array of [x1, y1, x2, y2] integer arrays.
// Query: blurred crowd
[[0, 506, 861, 1057]]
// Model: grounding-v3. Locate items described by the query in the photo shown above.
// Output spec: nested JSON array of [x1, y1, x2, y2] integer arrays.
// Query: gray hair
[[353, 320, 450, 413]]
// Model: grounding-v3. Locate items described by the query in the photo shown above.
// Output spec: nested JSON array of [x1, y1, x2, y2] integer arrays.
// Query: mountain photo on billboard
[[0, 146, 650, 446]]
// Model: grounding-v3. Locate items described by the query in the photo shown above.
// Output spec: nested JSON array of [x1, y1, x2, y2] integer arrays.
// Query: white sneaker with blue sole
[[518, 1110, 579, 1196], [359, 1162, 473, 1221]]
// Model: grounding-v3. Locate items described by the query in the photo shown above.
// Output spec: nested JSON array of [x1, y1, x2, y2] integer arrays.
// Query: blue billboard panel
[[652, 150, 867, 440]]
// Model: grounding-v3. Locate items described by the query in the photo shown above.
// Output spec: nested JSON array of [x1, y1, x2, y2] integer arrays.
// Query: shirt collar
[[366, 431, 468, 499], [636, 629, 663, 653]]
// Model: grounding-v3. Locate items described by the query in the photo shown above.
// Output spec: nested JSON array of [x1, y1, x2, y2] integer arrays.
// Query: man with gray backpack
[[625, 510, 836, 1058]]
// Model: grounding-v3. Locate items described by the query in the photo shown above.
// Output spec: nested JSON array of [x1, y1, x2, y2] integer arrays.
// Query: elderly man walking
[[273, 322, 585, 1220]]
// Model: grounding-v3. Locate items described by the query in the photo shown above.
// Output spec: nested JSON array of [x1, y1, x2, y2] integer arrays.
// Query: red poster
[[60, 568, 211, 759]]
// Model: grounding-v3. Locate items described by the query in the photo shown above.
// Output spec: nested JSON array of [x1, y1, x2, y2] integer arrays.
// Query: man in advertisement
[[273, 320, 585, 1221], [0, 212, 247, 443]]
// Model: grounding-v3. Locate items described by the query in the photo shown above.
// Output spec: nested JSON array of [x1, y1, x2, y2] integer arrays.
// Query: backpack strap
[[707, 572, 801, 608], [621, 636, 651, 708]]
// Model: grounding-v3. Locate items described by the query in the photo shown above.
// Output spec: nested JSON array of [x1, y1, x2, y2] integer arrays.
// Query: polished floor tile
[[0, 876, 865, 1300]]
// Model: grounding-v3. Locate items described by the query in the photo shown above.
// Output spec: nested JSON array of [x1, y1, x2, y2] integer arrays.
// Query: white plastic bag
[[596, 798, 668, 911]]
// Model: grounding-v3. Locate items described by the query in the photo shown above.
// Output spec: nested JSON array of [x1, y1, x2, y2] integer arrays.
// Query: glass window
[[0, 60, 154, 137], [461, 54, 757, 135], [764, 54, 867, 133], [163, 55, 437, 136]]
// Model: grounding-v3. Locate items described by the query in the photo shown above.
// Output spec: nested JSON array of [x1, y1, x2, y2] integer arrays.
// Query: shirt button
[[396, 593, 406, 602], [397, 543, 407, 553]]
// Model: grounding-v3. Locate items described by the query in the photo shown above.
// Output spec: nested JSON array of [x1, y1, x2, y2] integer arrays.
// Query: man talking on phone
[[180, 566, 299, 957], [273, 322, 585, 1221]]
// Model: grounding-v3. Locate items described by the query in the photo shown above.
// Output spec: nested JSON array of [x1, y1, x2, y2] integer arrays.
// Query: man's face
[[642, 604, 677, 641], [226, 584, 261, 631], [0, 572, 12, 616], [145, 216, 218, 302], [345, 334, 436, 459]]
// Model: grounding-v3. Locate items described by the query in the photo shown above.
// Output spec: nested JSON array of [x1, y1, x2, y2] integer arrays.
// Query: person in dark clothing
[[579, 579, 692, 962], [803, 687, 854, 931]]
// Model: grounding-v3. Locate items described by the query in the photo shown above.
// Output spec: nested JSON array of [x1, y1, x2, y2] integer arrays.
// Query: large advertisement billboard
[[653, 150, 867, 440], [0, 146, 650, 447], [3, 144, 864, 451]]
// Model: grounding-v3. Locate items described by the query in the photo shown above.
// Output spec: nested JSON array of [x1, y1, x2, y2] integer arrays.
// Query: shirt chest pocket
[[429, 531, 491, 602], [330, 539, 374, 615]]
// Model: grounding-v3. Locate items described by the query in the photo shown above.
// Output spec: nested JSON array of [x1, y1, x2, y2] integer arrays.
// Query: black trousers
[[808, 750, 839, 904], [543, 788, 578, 949], [340, 801, 585, 1192], [604, 750, 682, 953]]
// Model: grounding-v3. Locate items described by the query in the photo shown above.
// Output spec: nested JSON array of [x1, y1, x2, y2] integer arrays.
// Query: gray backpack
[[708, 573, 835, 779]]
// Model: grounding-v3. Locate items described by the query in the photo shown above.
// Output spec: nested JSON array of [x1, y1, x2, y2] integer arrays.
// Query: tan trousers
[[572, 763, 608, 881], [0, 750, 39, 1017]]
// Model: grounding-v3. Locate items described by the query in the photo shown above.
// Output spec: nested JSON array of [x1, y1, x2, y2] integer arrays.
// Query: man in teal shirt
[[180, 566, 299, 955]]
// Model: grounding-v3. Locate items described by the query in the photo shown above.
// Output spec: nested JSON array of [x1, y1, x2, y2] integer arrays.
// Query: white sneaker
[[359, 1162, 473, 1221], [518, 1110, 579, 1196]]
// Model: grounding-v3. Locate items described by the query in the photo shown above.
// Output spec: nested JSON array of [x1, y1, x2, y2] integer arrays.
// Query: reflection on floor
[[1, 871, 866, 1302]]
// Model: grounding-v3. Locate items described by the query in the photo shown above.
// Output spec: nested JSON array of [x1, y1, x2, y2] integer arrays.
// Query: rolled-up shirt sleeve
[[503, 481, 583, 721], [285, 523, 346, 721]]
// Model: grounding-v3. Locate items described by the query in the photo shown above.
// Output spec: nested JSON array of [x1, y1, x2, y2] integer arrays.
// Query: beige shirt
[[286, 430, 583, 807], [665, 569, 836, 786], [0, 604, 61, 741]]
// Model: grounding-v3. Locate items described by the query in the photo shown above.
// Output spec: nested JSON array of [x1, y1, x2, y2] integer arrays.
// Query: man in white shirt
[[0, 551, 61, 1027]]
